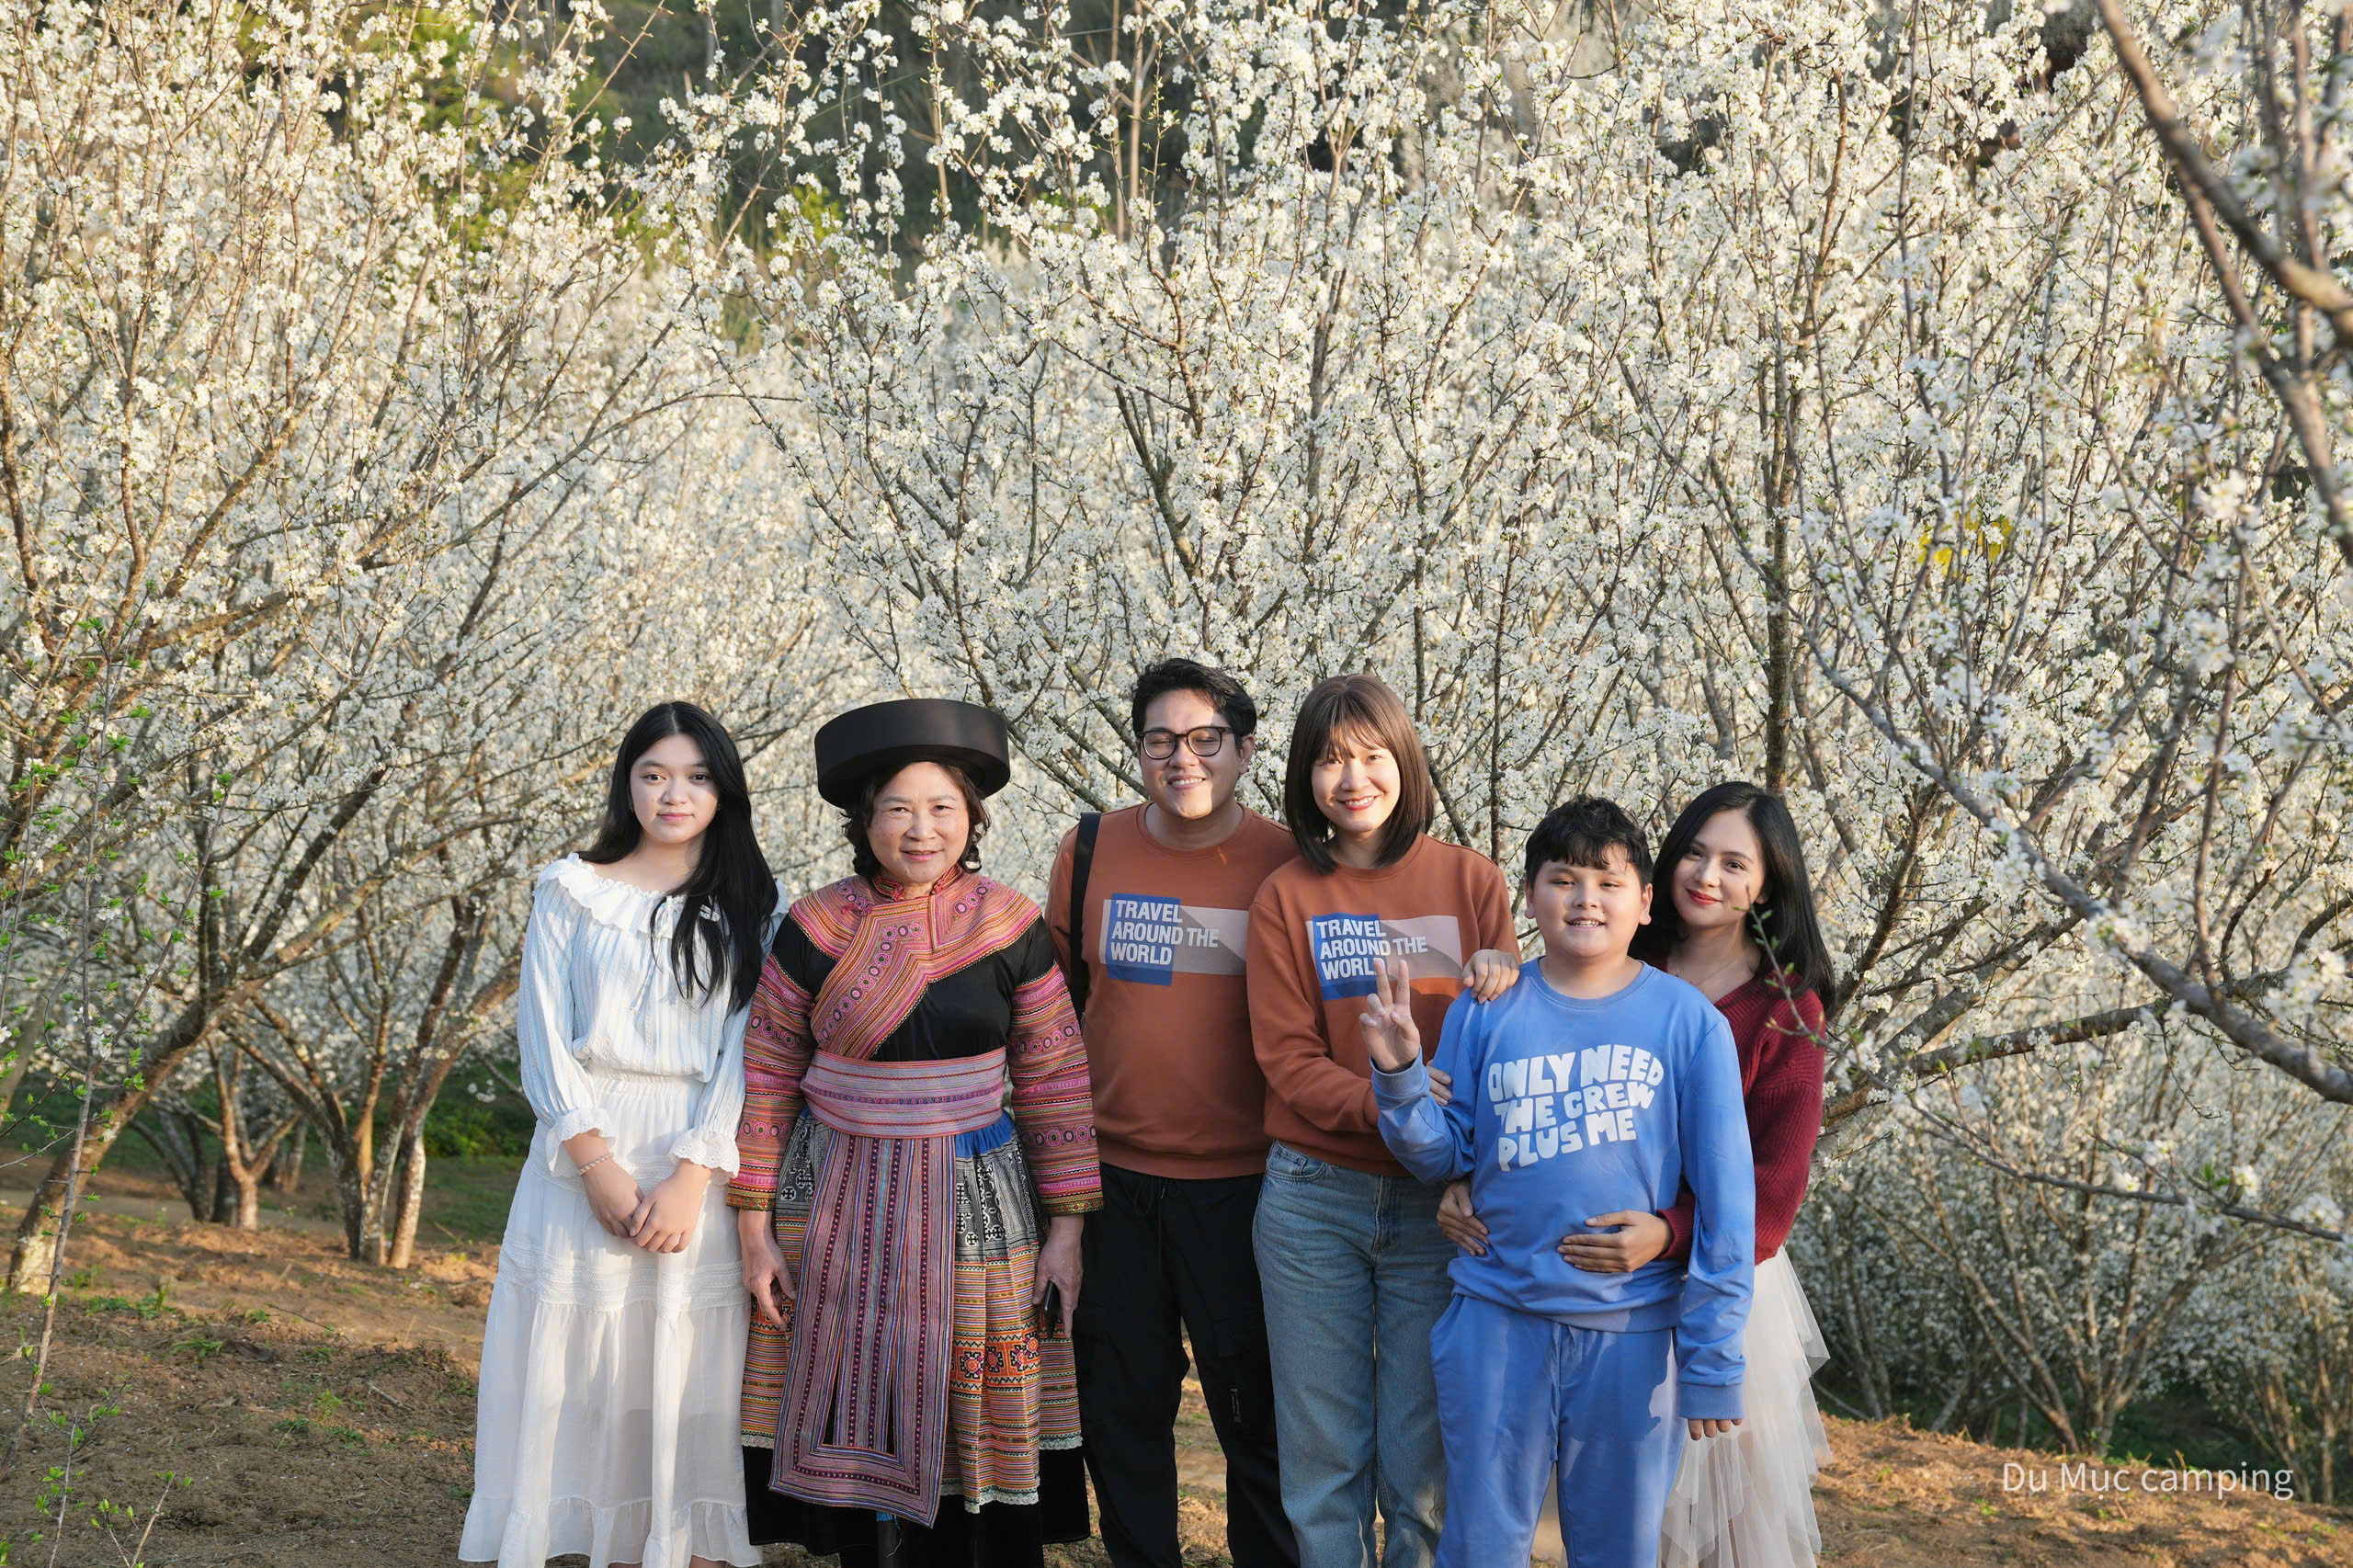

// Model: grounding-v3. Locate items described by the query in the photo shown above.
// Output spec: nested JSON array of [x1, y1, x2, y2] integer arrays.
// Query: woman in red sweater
[[1443, 780, 1836, 1568]]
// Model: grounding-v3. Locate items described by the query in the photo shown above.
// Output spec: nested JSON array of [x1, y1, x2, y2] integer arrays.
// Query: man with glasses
[[1048, 659, 1301, 1568]]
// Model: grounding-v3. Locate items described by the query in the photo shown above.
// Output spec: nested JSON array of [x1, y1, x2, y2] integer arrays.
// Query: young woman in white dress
[[462, 702, 781, 1568]]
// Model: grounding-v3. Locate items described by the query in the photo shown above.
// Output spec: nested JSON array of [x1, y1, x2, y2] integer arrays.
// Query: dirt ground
[[1, 1209, 2348, 1567]]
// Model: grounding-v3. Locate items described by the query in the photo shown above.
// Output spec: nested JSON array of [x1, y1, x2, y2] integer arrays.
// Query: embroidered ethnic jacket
[[727, 864, 1102, 1214]]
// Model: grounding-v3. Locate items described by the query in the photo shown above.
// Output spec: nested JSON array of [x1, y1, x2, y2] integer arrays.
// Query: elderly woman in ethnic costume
[[730, 699, 1100, 1568]]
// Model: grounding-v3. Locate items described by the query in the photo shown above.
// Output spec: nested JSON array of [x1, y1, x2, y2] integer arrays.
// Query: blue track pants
[[1428, 1293, 1683, 1568]]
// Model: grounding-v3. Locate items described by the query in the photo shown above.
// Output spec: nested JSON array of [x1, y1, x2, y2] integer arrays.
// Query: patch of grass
[[2106, 1390, 2279, 1475], [421, 1091, 536, 1159], [416, 1154, 525, 1242], [1815, 1373, 2296, 1478]]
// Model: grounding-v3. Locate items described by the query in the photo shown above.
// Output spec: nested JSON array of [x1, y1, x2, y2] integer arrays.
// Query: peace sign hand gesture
[[1360, 956, 1422, 1074]]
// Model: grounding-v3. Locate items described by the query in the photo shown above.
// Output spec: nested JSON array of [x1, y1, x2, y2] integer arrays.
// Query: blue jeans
[[1253, 1141, 1453, 1568], [1427, 1293, 1681, 1568]]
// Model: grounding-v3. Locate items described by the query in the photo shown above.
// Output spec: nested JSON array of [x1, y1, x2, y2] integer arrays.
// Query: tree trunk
[[387, 1130, 428, 1270], [209, 1049, 286, 1231], [6, 1097, 153, 1288], [301, 1093, 386, 1263], [2316, 1326, 2338, 1505], [1763, 360, 1797, 796], [129, 1110, 202, 1221], [4, 1000, 223, 1290], [268, 1121, 306, 1193], [360, 1108, 402, 1265], [144, 1105, 223, 1223], [191, 1108, 223, 1221], [0, 1040, 33, 1133], [335, 1154, 377, 1262], [232, 1165, 260, 1229], [0, 971, 67, 1132], [1764, 506, 1791, 793], [354, 1106, 373, 1208]]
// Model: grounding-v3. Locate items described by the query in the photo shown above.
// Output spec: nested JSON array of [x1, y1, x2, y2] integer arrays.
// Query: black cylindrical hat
[[813, 699, 1012, 808]]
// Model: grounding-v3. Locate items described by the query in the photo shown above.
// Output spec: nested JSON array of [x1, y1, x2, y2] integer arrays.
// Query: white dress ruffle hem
[[460, 1074, 757, 1568], [1659, 1250, 1831, 1568]]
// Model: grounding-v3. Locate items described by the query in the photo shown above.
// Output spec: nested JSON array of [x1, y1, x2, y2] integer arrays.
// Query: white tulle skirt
[[1660, 1251, 1831, 1568], [461, 1073, 758, 1568]]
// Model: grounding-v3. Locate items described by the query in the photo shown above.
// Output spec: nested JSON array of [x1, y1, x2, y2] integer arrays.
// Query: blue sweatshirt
[[1372, 960, 1756, 1420]]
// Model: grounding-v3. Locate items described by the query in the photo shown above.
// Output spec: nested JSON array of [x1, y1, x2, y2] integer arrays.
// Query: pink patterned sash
[[769, 1048, 1008, 1522]]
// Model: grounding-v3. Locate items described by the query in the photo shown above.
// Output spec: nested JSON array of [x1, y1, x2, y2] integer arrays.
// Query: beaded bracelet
[[576, 1152, 615, 1176]]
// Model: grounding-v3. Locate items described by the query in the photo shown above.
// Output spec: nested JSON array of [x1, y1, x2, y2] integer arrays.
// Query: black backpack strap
[[1064, 812, 1103, 1021]]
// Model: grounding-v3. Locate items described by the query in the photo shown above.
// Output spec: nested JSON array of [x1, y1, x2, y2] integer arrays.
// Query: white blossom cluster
[[1791, 1017, 2347, 1478], [640, 0, 2347, 1097]]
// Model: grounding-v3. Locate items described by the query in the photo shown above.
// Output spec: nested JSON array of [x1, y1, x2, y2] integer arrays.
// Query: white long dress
[[460, 857, 770, 1568], [1657, 1250, 1832, 1568]]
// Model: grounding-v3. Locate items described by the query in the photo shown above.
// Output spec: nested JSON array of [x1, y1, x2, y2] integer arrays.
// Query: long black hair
[[580, 702, 776, 1013], [1630, 780, 1838, 1011]]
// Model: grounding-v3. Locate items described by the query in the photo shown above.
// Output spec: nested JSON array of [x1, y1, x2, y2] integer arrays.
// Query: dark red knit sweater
[[1659, 978, 1827, 1264]]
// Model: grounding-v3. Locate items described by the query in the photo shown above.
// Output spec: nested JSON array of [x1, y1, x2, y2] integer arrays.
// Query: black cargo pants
[[1074, 1162, 1299, 1568]]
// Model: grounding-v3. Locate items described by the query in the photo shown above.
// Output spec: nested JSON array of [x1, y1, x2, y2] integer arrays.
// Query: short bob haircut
[[843, 757, 991, 882], [1280, 673, 1435, 874]]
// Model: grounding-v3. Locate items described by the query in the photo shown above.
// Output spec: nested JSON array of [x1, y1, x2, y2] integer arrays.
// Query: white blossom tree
[[653, 0, 2347, 1148], [0, 0, 857, 1296], [1794, 1026, 2343, 1454], [211, 402, 860, 1267], [2178, 1158, 2353, 1500]]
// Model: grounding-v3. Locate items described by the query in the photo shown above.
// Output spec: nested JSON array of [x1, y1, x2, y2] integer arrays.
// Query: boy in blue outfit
[[1362, 796, 1754, 1568]]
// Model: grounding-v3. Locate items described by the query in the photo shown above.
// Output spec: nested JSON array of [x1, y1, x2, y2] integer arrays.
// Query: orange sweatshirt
[[1047, 804, 1300, 1179], [1247, 835, 1518, 1176]]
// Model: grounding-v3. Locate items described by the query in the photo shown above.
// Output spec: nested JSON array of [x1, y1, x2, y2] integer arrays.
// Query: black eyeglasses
[[1139, 725, 1235, 760]]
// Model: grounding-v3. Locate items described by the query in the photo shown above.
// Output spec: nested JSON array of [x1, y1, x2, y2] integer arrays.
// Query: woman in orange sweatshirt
[[1246, 674, 1518, 1568]]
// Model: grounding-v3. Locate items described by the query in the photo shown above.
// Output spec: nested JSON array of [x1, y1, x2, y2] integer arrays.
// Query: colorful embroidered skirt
[[742, 1108, 1082, 1518]]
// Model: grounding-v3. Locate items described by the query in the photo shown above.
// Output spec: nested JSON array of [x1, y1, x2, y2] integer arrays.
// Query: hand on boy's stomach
[[1557, 1210, 1670, 1273], [1427, 1064, 1452, 1106], [1435, 1178, 1485, 1255]]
